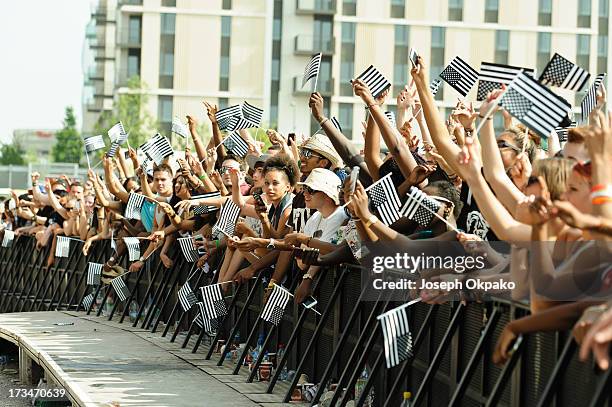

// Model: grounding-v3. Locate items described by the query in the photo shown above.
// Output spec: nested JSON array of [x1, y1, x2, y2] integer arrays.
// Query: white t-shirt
[[302, 206, 348, 243]]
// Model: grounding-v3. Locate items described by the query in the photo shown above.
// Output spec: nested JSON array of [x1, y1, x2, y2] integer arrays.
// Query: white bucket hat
[[297, 168, 341, 205]]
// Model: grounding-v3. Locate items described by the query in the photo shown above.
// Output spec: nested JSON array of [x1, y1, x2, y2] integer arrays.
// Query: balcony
[[119, 0, 143, 5], [86, 99, 104, 112], [117, 31, 141, 48], [294, 34, 335, 55], [87, 64, 105, 81], [293, 76, 334, 96], [296, 0, 336, 15]]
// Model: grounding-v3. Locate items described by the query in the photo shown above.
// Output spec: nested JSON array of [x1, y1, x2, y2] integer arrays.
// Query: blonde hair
[[531, 157, 574, 200]]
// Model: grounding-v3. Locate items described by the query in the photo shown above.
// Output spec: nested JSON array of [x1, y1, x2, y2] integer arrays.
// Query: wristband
[[319, 118, 329, 126], [199, 173, 207, 181], [590, 188, 612, 200], [591, 184, 610, 193], [592, 197, 612, 205], [214, 239, 219, 248], [365, 215, 378, 228], [365, 103, 376, 110], [478, 114, 492, 120]]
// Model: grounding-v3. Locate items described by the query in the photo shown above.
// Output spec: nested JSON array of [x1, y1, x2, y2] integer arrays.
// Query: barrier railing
[[0, 235, 611, 406]]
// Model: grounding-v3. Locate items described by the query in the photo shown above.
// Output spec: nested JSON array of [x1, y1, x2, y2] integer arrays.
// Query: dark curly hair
[[425, 181, 463, 219], [263, 154, 299, 186]]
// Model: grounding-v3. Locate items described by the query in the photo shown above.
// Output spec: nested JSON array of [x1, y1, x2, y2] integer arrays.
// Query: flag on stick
[[499, 71, 572, 138], [378, 303, 414, 368], [84, 135, 106, 153], [178, 282, 198, 312], [221, 131, 249, 158], [111, 276, 130, 302], [364, 173, 402, 226], [140, 134, 173, 164], [123, 237, 141, 262], [171, 117, 190, 139], [108, 122, 127, 143], [242, 101, 264, 127], [302, 52, 322, 88], [1, 230, 15, 248], [215, 105, 242, 131], [430, 79, 442, 96], [400, 187, 442, 227], [260, 283, 292, 326], [125, 192, 146, 220], [200, 283, 228, 319], [477, 62, 535, 101], [190, 192, 221, 215], [178, 236, 201, 262], [539, 53, 591, 91], [87, 262, 103, 286], [353, 65, 391, 99], [193, 302, 217, 333], [212, 199, 242, 238], [581, 73, 607, 122], [82, 293, 94, 310], [554, 121, 577, 143], [55, 236, 70, 258], [439, 56, 479, 97]]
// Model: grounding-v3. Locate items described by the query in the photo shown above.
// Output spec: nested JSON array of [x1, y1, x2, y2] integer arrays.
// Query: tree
[[94, 76, 157, 148], [0, 142, 25, 165], [52, 106, 83, 164]]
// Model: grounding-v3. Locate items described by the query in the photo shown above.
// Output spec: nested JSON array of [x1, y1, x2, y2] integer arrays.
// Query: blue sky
[[0, 0, 91, 144]]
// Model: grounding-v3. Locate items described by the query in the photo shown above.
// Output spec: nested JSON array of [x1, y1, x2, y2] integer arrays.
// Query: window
[[576, 34, 591, 69], [600, 0, 608, 35], [431, 27, 446, 100], [269, 0, 283, 126], [495, 30, 509, 64], [161, 0, 176, 6], [314, 17, 333, 53], [393, 25, 409, 94], [158, 96, 173, 135], [578, 0, 591, 27], [343, 0, 356, 16], [485, 0, 499, 23], [128, 16, 141, 44], [339, 103, 354, 139], [537, 32, 551, 73], [219, 16, 231, 91], [160, 13, 175, 35], [222, 0, 232, 9], [598, 35, 608, 72], [310, 96, 331, 135], [391, 0, 405, 18], [448, 0, 463, 21], [159, 14, 175, 89], [218, 98, 229, 110], [538, 0, 552, 26], [127, 49, 140, 78], [340, 22, 356, 96]]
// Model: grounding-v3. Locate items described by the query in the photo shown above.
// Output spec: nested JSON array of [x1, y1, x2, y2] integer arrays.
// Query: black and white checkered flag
[[215, 105, 242, 131], [499, 71, 572, 138], [111, 276, 130, 302], [261, 283, 292, 326], [171, 117, 190, 139], [212, 199, 242, 238], [539, 53, 591, 92], [378, 304, 413, 368], [439, 56, 479, 97], [554, 121, 577, 143], [178, 282, 198, 312], [55, 236, 70, 258], [1, 230, 15, 248], [178, 236, 200, 262], [191, 191, 221, 215], [125, 192, 146, 220], [430, 79, 442, 96], [84, 135, 106, 153], [302, 52, 322, 87], [81, 293, 94, 310], [193, 302, 218, 333], [477, 62, 535, 101], [108, 122, 127, 143], [365, 173, 402, 226], [581, 73, 607, 122], [384, 111, 396, 129], [200, 283, 228, 319], [354, 65, 391, 98], [400, 187, 442, 227], [123, 237, 141, 262], [242, 101, 264, 127], [140, 134, 173, 165], [221, 131, 249, 158], [87, 262, 103, 286]]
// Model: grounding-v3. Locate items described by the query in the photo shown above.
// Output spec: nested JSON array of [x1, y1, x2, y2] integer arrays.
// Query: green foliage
[[0, 142, 25, 165], [94, 76, 157, 148], [51, 106, 83, 164]]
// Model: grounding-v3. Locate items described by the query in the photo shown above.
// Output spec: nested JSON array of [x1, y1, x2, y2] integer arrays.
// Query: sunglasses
[[303, 186, 320, 195], [573, 160, 592, 178], [299, 148, 324, 159], [497, 140, 521, 153]]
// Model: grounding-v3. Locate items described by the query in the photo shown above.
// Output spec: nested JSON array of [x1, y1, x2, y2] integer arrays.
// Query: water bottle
[[400, 391, 412, 407]]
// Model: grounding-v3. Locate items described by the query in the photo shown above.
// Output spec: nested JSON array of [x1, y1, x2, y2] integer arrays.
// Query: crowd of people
[[1, 55, 611, 372]]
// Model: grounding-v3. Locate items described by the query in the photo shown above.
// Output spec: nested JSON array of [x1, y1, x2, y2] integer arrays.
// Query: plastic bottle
[[400, 391, 412, 407]]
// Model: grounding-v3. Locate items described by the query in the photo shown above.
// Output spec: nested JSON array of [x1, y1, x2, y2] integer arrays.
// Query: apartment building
[[82, 0, 611, 144]]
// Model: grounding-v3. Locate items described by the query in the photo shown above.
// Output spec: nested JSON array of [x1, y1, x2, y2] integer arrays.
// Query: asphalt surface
[[0, 361, 32, 407]]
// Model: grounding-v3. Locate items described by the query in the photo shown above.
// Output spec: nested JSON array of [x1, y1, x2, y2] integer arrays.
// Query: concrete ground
[[0, 311, 298, 407]]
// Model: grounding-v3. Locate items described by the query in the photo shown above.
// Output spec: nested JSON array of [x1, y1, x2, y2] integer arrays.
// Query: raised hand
[[350, 182, 373, 221], [186, 115, 198, 133], [31, 171, 40, 184], [352, 79, 376, 107], [203, 101, 218, 124], [309, 92, 325, 123]]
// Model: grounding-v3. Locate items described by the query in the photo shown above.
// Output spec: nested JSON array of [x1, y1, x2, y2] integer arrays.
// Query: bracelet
[[590, 188, 612, 201], [319, 118, 329, 126], [478, 114, 492, 120], [214, 239, 219, 248], [592, 197, 612, 205], [365, 103, 377, 110], [591, 184, 610, 193], [198, 173, 207, 181], [365, 215, 378, 228]]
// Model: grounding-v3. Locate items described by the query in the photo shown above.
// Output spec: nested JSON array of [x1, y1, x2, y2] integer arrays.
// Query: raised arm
[[203, 101, 226, 162], [363, 114, 384, 181], [102, 157, 130, 203], [31, 172, 51, 206], [44, 179, 69, 220], [187, 115, 207, 162], [309, 92, 372, 186]]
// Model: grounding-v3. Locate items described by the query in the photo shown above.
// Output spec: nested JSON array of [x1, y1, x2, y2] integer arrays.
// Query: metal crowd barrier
[[0, 234, 611, 406]]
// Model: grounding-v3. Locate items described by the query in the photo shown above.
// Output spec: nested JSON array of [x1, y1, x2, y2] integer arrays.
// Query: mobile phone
[[7, 199, 16, 211], [293, 247, 305, 258], [409, 48, 419, 67], [349, 166, 359, 195], [302, 296, 318, 309], [253, 192, 265, 207], [288, 133, 296, 146], [75, 201, 81, 210]]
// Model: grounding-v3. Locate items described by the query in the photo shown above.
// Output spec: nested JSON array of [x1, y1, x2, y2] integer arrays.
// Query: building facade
[[82, 0, 611, 144], [12, 129, 58, 164]]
